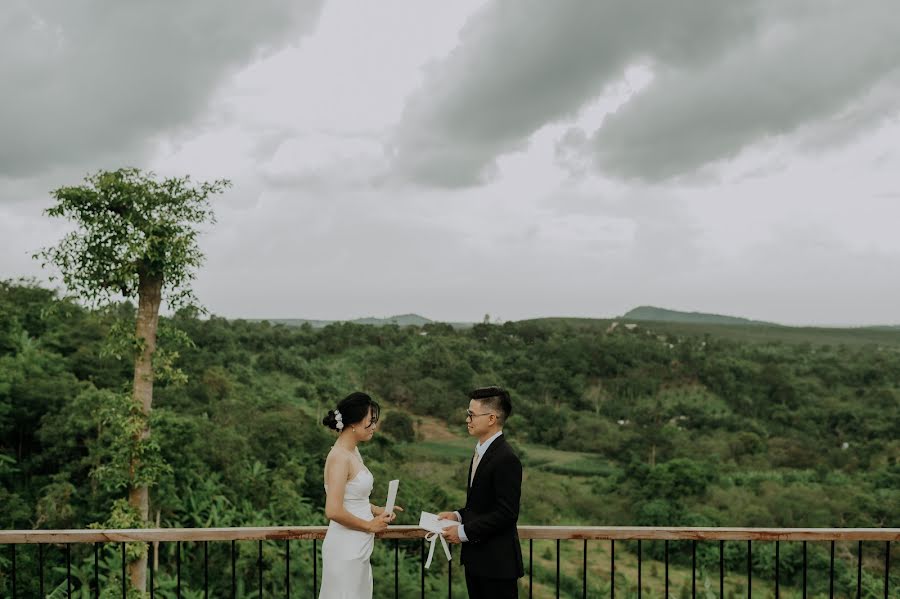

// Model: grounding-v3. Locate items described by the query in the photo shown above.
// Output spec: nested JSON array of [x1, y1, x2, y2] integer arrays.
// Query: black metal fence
[[0, 526, 897, 598]]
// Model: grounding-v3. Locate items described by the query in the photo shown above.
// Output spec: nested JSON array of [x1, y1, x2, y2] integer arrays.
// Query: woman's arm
[[324, 453, 390, 533]]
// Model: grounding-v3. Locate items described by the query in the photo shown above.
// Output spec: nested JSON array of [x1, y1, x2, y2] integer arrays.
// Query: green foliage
[[69, 387, 173, 492], [2, 281, 899, 596], [35, 477, 78, 528], [380, 410, 416, 442], [36, 168, 229, 309], [30, 168, 232, 590], [89, 498, 148, 563]]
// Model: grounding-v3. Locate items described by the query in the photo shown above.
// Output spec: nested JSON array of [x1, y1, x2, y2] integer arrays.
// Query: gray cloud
[[390, 0, 764, 186], [592, 2, 900, 181], [390, 0, 900, 186], [792, 74, 900, 156], [0, 0, 323, 177]]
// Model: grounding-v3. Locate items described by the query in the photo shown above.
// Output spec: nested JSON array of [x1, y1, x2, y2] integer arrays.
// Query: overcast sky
[[2, 0, 899, 325]]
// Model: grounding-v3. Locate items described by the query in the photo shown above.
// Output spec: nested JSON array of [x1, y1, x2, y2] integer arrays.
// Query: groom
[[439, 386, 524, 598]]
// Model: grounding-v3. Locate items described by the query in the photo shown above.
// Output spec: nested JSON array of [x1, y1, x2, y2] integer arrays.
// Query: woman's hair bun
[[322, 410, 339, 430], [321, 392, 380, 432]]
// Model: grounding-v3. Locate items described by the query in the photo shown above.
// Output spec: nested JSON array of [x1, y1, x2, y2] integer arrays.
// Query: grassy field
[[404, 438, 614, 477]]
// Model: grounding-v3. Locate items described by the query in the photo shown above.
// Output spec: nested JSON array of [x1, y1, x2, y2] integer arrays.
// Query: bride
[[319, 392, 400, 598]]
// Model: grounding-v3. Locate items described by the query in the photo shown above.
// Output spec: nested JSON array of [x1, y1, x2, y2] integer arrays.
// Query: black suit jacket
[[457, 434, 525, 579]]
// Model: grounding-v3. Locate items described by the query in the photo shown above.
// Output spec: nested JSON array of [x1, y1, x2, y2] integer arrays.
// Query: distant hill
[[350, 313, 433, 326], [262, 318, 332, 328], [621, 305, 778, 326], [519, 316, 900, 348], [256, 314, 473, 329]]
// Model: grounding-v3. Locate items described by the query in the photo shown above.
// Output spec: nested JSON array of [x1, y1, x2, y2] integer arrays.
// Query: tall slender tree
[[37, 168, 229, 591]]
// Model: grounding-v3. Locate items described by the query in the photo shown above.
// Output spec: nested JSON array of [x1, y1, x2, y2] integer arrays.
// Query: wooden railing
[[1, 526, 897, 598]]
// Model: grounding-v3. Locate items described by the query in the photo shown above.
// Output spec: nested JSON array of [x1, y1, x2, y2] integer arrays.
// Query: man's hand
[[437, 511, 458, 522], [442, 524, 462, 544]]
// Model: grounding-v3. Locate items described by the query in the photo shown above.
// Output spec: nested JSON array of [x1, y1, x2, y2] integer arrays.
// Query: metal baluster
[[610, 539, 615, 599], [204, 541, 209, 599], [692, 540, 697, 599], [40, 543, 45, 598], [121, 543, 126, 599], [747, 540, 752, 599], [529, 540, 533, 599], [420, 538, 425, 599], [776, 541, 780, 599], [395, 538, 399, 599], [885, 541, 891, 599], [150, 542, 155, 599], [638, 539, 642, 599], [556, 539, 561, 599], [10, 544, 15, 599], [857, 541, 863, 599], [665, 540, 669, 599], [583, 539, 587, 599], [231, 540, 237, 599], [803, 541, 807, 599], [313, 539, 317, 598], [830, 541, 835, 599], [448, 544, 452, 599], [286, 540, 291, 599], [95, 543, 100, 599], [67, 543, 72, 598], [719, 540, 724, 599], [177, 541, 181, 599], [258, 540, 263, 599]]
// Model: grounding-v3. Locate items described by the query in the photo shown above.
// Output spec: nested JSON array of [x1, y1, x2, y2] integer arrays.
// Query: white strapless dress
[[319, 466, 375, 599]]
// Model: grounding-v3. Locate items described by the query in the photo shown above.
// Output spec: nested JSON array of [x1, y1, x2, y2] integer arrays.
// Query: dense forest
[[1, 279, 898, 597]]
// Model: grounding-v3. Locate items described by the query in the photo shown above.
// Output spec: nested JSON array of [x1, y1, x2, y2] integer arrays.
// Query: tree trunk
[[128, 272, 162, 592]]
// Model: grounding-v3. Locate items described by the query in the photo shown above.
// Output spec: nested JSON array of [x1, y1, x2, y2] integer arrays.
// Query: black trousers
[[464, 570, 519, 599]]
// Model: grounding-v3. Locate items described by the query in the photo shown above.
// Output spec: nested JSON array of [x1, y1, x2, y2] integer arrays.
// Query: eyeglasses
[[465, 410, 495, 420]]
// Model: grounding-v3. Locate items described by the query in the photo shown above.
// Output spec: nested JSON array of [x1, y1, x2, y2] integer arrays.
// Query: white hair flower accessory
[[334, 409, 344, 430]]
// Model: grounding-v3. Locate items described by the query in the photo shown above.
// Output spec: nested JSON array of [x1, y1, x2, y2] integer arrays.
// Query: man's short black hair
[[468, 386, 512, 425]]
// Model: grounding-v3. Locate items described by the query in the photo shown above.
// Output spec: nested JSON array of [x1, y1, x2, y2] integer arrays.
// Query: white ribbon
[[423, 531, 451, 569]]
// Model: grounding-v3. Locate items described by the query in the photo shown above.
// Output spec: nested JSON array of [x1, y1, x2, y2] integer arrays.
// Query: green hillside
[[1, 281, 898, 597], [622, 305, 776, 326], [525, 315, 900, 348]]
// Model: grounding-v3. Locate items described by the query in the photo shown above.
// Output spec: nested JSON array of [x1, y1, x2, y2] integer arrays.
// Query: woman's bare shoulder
[[327, 445, 354, 458], [325, 446, 354, 469]]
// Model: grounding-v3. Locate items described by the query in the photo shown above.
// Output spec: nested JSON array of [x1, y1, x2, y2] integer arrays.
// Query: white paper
[[418, 511, 458, 533], [384, 479, 400, 515], [419, 512, 455, 568]]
